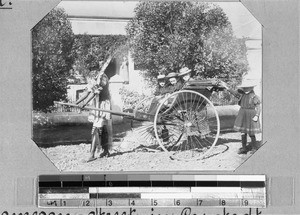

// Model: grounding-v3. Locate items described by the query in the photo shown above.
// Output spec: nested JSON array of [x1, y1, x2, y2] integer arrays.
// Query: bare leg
[[99, 125, 110, 157], [87, 127, 99, 162], [97, 127, 102, 153]]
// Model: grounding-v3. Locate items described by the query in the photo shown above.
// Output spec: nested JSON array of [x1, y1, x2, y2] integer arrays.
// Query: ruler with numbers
[[38, 174, 266, 208]]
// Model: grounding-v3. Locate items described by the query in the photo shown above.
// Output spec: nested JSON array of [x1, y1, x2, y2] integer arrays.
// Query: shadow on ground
[[33, 119, 134, 147], [33, 117, 240, 152]]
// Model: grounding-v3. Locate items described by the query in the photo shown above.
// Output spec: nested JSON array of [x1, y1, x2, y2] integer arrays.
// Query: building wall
[[67, 84, 87, 102]]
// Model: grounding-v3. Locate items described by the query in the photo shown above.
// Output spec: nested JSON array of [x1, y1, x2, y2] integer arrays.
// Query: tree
[[72, 34, 128, 78], [32, 7, 75, 112], [126, 1, 248, 86]]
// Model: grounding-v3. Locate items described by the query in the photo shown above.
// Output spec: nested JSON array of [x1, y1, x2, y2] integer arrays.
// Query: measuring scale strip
[[38, 188, 266, 207], [38, 175, 266, 208], [38, 198, 265, 208], [38, 192, 265, 200]]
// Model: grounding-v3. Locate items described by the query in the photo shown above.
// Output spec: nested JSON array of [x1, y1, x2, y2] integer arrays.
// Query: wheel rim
[[153, 90, 220, 161], [132, 96, 157, 146]]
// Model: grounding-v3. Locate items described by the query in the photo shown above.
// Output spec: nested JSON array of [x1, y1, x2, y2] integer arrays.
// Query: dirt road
[[41, 131, 262, 172]]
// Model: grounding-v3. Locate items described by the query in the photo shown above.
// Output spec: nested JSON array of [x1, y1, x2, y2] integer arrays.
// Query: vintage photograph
[[31, 1, 262, 171]]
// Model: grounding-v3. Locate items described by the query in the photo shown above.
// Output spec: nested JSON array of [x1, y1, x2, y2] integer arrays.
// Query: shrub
[[210, 90, 239, 106], [32, 8, 75, 112], [119, 86, 148, 111]]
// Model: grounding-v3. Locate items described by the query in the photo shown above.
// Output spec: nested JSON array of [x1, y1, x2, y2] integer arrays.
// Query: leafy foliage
[[126, 2, 248, 86], [32, 7, 75, 112], [72, 35, 128, 78], [119, 86, 148, 111], [210, 91, 239, 106], [32, 9, 128, 112]]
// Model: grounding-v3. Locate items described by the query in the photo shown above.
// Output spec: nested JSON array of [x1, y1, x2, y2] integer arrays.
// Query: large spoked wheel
[[132, 96, 157, 145], [153, 90, 220, 161]]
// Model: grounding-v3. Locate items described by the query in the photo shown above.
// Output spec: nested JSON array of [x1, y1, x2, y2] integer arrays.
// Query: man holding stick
[[75, 69, 111, 162]]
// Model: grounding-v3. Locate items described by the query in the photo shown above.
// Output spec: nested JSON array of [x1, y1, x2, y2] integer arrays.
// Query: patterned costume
[[89, 73, 111, 152], [75, 71, 112, 161]]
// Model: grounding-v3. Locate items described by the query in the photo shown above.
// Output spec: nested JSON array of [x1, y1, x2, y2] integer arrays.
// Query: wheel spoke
[[132, 96, 157, 143], [154, 90, 220, 161]]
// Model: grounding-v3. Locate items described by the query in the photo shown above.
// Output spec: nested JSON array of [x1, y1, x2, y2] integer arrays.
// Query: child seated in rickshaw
[[154, 74, 168, 96], [178, 67, 193, 86], [148, 74, 168, 114]]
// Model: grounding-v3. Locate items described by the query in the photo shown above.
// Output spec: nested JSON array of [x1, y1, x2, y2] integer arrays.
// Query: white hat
[[237, 80, 257, 88], [157, 74, 166, 80], [178, 67, 192, 76], [166, 72, 178, 79]]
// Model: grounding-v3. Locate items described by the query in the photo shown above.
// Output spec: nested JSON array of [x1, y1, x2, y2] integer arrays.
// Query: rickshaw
[[55, 79, 224, 161]]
